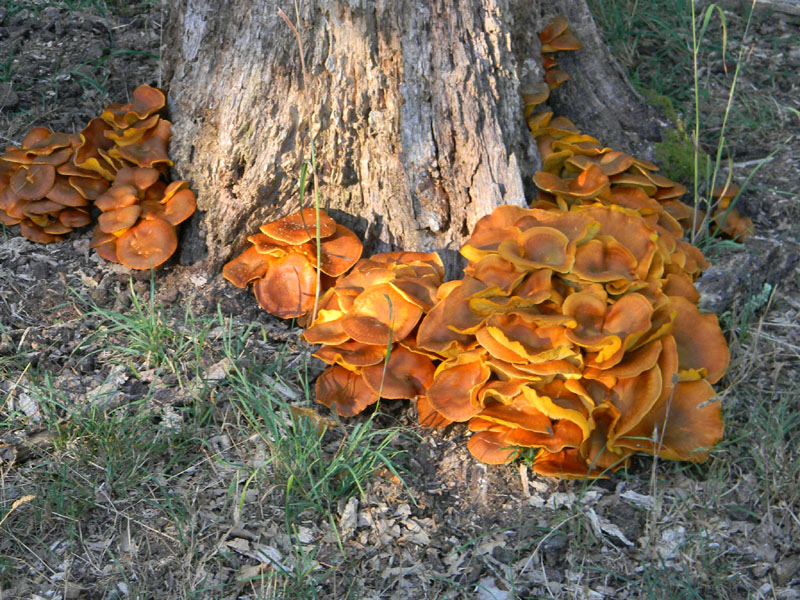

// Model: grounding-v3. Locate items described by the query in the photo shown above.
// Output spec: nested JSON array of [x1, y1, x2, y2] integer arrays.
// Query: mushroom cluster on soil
[[416, 203, 728, 477], [216, 17, 733, 478], [223, 209, 363, 322], [1, 84, 196, 269]]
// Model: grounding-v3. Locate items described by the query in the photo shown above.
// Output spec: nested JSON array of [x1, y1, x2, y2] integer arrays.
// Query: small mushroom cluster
[[301, 251, 445, 420], [223, 209, 363, 321], [539, 16, 582, 92], [413, 204, 728, 477], [91, 167, 196, 269], [0, 84, 196, 269], [0, 128, 95, 243]]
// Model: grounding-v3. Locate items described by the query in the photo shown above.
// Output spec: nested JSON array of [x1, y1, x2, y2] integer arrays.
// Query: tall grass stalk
[[689, 0, 758, 245]]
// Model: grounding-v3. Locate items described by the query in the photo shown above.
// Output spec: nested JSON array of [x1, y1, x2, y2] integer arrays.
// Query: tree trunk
[[163, 0, 657, 278]]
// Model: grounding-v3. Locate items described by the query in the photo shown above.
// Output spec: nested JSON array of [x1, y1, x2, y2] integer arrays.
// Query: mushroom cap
[[11, 164, 56, 200], [340, 282, 424, 345], [47, 179, 89, 207], [538, 16, 569, 44], [112, 166, 161, 191], [19, 219, 60, 243], [302, 309, 350, 345], [314, 365, 380, 417], [115, 217, 178, 270], [670, 295, 730, 384], [116, 119, 173, 168], [75, 118, 116, 180], [102, 85, 166, 128], [416, 395, 453, 428], [467, 429, 519, 465], [21, 127, 53, 149], [259, 208, 337, 245], [95, 238, 120, 263], [313, 340, 388, 368], [98, 205, 143, 235], [94, 184, 139, 212], [58, 208, 91, 228], [532, 448, 609, 479], [427, 352, 492, 422], [612, 379, 723, 462], [22, 199, 62, 215], [222, 245, 275, 288], [162, 189, 197, 226], [68, 176, 110, 201], [105, 114, 161, 146], [361, 345, 436, 399], [318, 224, 363, 276], [253, 252, 317, 318]]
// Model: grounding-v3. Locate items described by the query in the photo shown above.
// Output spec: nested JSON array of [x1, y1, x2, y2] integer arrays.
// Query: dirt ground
[[1, 2, 799, 599]]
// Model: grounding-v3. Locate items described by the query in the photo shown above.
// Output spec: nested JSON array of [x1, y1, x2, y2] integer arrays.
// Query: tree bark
[[163, 0, 657, 277]]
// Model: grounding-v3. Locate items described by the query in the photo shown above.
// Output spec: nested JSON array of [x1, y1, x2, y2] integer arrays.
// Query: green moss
[[644, 90, 709, 185]]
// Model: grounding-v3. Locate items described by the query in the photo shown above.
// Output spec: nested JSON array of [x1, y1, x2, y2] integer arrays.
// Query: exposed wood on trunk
[[163, 0, 658, 277]]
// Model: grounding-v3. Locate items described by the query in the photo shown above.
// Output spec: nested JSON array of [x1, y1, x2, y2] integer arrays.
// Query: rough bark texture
[[163, 0, 658, 277]]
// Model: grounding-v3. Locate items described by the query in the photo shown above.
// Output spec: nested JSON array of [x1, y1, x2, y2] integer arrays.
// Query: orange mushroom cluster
[[0, 128, 94, 243], [91, 167, 195, 269], [0, 84, 196, 269], [301, 251, 445, 420], [222, 208, 363, 321], [412, 204, 728, 477], [539, 16, 582, 92]]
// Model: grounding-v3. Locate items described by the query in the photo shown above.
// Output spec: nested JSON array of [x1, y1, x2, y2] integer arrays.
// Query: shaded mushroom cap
[[538, 16, 569, 43], [669, 295, 730, 384], [98, 205, 143, 235], [427, 351, 492, 421], [612, 379, 723, 462], [113, 166, 161, 192], [318, 224, 363, 276], [21, 127, 53, 149], [68, 176, 110, 201], [416, 395, 453, 428], [253, 252, 317, 318], [532, 448, 609, 479], [115, 217, 178, 270], [47, 179, 89, 207], [58, 208, 91, 228], [466, 428, 520, 465], [313, 340, 388, 369], [222, 245, 276, 288], [19, 219, 59, 243], [162, 189, 197, 226], [95, 184, 139, 212], [75, 118, 116, 180], [260, 208, 337, 245], [315, 365, 380, 417], [11, 164, 56, 200]]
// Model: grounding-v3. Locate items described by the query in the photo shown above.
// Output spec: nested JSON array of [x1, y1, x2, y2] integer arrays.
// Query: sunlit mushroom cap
[[318, 224, 363, 276], [116, 119, 173, 168], [260, 208, 337, 245], [115, 217, 178, 270], [102, 84, 166, 128], [222, 246, 276, 288], [253, 252, 317, 318]]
